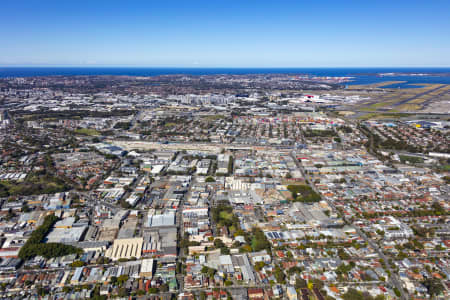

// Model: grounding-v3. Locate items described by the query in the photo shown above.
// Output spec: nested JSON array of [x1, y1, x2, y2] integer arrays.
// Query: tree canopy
[[19, 214, 82, 260]]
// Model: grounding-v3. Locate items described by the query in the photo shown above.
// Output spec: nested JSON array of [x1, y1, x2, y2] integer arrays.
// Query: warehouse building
[[147, 212, 175, 227], [140, 259, 155, 278], [46, 226, 87, 244], [105, 237, 143, 260]]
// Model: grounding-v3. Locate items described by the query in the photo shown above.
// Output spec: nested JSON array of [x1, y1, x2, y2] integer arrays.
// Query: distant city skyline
[[1, 0, 449, 67]]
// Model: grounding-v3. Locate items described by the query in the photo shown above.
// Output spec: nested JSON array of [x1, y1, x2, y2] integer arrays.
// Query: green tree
[[287, 266, 303, 276], [254, 261, 266, 272], [250, 227, 271, 252], [295, 278, 307, 289], [117, 287, 128, 297], [19, 214, 81, 260], [423, 278, 444, 296], [117, 274, 129, 286], [200, 291, 206, 300], [160, 283, 169, 292], [22, 204, 31, 212], [205, 176, 216, 182], [273, 265, 286, 284], [342, 288, 365, 300], [71, 260, 86, 268]]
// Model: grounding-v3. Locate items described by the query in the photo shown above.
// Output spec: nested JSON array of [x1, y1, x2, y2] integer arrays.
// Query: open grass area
[[439, 165, 450, 172], [0, 173, 70, 197], [337, 111, 356, 116], [409, 96, 431, 104], [219, 211, 233, 220], [399, 155, 424, 164], [212, 204, 240, 235], [395, 104, 422, 111], [366, 100, 397, 110], [357, 112, 409, 120], [74, 128, 100, 136], [347, 81, 406, 89], [164, 122, 177, 127], [376, 81, 408, 88], [201, 115, 226, 121], [359, 107, 377, 112], [354, 83, 450, 113], [287, 184, 321, 202], [357, 112, 384, 120]]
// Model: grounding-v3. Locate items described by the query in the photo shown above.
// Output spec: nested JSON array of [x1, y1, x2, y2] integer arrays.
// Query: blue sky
[[1, 0, 449, 67]]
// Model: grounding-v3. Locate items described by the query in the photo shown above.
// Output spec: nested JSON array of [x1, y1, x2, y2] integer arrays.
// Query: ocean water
[[0, 67, 450, 87]]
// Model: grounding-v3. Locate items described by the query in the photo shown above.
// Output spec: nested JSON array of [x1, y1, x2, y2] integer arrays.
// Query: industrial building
[[147, 212, 175, 227], [139, 259, 155, 277], [105, 238, 143, 261]]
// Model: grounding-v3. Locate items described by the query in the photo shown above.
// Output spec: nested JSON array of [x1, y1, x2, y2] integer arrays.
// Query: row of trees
[[361, 202, 448, 219], [114, 121, 132, 130], [19, 214, 82, 260], [303, 128, 337, 138], [342, 288, 385, 300], [14, 109, 135, 121]]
